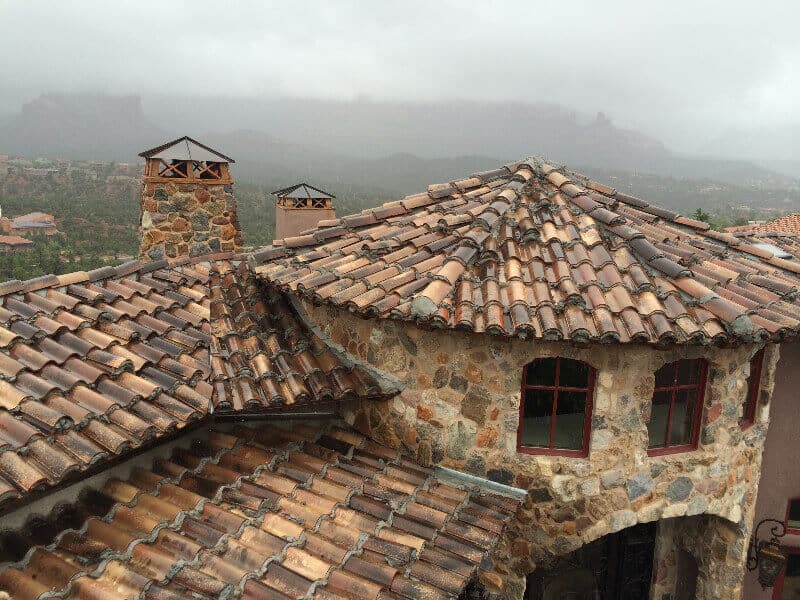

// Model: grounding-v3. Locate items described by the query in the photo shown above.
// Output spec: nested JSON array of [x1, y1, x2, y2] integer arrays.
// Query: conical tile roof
[[252, 158, 800, 345]]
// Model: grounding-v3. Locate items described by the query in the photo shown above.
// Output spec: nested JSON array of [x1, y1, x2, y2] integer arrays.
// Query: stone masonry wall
[[304, 302, 778, 598], [652, 515, 751, 599], [138, 181, 243, 260]]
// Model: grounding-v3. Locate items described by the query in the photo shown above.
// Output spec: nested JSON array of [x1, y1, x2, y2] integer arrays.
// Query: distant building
[[0, 235, 34, 252], [22, 167, 59, 177], [0, 210, 59, 237]]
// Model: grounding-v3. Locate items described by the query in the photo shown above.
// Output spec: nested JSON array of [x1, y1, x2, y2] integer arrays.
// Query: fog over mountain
[[2, 93, 796, 194], [1, 1, 799, 164]]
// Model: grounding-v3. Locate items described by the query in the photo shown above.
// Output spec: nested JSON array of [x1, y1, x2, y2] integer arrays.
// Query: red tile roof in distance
[[753, 213, 800, 236], [0, 423, 519, 600], [251, 158, 800, 345]]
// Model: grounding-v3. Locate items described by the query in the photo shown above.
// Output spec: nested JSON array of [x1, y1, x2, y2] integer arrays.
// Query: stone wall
[[304, 302, 778, 598], [138, 181, 243, 260], [653, 515, 751, 599]]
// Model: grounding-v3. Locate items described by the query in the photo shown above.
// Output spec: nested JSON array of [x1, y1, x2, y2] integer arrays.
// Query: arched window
[[739, 348, 765, 429], [648, 359, 707, 455], [517, 357, 595, 456]]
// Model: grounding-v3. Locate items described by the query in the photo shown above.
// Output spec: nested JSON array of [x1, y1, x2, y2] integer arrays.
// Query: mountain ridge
[[0, 93, 796, 193]]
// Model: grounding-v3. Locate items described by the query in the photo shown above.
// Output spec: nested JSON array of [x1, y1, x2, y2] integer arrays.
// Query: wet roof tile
[[0, 422, 519, 600], [251, 158, 800, 345], [0, 252, 397, 512], [209, 261, 394, 412]]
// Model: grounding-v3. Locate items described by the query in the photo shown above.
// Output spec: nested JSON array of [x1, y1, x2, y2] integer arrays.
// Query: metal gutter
[[433, 465, 528, 501]]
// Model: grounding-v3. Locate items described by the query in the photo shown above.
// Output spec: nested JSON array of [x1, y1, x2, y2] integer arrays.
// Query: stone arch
[[523, 521, 658, 600]]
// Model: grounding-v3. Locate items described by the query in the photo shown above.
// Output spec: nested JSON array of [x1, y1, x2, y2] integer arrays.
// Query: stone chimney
[[138, 136, 243, 260], [273, 183, 336, 240]]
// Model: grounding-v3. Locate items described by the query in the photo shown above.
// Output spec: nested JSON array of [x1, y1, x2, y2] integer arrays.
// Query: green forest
[[0, 168, 393, 281]]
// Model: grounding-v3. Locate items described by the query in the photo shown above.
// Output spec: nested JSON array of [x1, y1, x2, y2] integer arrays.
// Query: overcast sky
[[1, 1, 798, 152]]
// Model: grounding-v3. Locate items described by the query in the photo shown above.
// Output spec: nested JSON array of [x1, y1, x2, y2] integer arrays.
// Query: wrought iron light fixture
[[747, 518, 788, 589]]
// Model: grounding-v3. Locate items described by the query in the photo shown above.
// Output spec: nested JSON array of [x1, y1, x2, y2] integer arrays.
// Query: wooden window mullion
[[549, 358, 562, 449], [664, 362, 678, 447]]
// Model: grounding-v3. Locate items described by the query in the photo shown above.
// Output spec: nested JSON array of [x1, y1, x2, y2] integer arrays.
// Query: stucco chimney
[[273, 183, 336, 240], [138, 136, 243, 260]]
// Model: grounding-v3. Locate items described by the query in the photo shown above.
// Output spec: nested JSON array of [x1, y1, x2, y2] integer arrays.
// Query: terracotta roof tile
[[251, 157, 800, 345], [0, 253, 394, 511], [209, 262, 392, 412], [0, 422, 518, 600]]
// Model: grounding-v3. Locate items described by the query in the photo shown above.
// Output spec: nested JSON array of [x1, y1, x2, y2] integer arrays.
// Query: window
[[517, 357, 595, 456], [787, 499, 800, 535], [647, 359, 707, 455], [740, 349, 765, 429]]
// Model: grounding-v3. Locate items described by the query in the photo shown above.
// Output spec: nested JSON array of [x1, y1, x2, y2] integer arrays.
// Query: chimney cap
[[272, 183, 335, 200], [139, 136, 235, 163]]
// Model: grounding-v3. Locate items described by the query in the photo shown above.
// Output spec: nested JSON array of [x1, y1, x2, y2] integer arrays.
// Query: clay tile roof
[[0, 422, 520, 600], [0, 255, 388, 511], [251, 157, 800, 345], [0, 236, 33, 247], [209, 262, 398, 411], [752, 213, 800, 236]]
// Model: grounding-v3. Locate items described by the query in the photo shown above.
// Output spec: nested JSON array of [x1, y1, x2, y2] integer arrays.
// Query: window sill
[[517, 446, 589, 458], [647, 444, 698, 457]]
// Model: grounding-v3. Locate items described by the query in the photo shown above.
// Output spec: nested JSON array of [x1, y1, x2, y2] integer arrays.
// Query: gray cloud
[[1, 0, 798, 152]]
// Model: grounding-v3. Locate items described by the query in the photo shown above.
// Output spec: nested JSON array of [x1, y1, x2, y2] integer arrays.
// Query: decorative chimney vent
[[138, 136, 242, 260], [273, 183, 336, 240]]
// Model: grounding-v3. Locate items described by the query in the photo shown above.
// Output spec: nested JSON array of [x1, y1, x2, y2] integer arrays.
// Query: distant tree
[[692, 207, 711, 223]]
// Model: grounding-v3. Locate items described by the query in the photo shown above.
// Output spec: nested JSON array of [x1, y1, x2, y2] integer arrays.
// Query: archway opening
[[525, 522, 657, 600]]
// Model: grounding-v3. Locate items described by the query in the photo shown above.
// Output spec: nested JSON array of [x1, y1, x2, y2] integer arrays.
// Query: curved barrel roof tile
[[251, 158, 800, 345], [0, 255, 388, 511], [0, 423, 519, 600]]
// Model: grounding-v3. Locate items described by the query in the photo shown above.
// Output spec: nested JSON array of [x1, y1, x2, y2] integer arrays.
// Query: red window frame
[[772, 544, 800, 599], [516, 357, 595, 457], [740, 348, 765, 430], [647, 359, 708, 456], [785, 497, 800, 536]]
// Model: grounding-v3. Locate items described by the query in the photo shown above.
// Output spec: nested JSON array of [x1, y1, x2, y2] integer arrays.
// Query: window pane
[[558, 359, 590, 389], [521, 389, 553, 447], [654, 363, 675, 389], [789, 500, 800, 530], [670, 389, 698, 446], [677, 359, 701, 385], [525, 358, 557, 387], [648, 390, 671, 448], [553, 390, 587, 450]]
